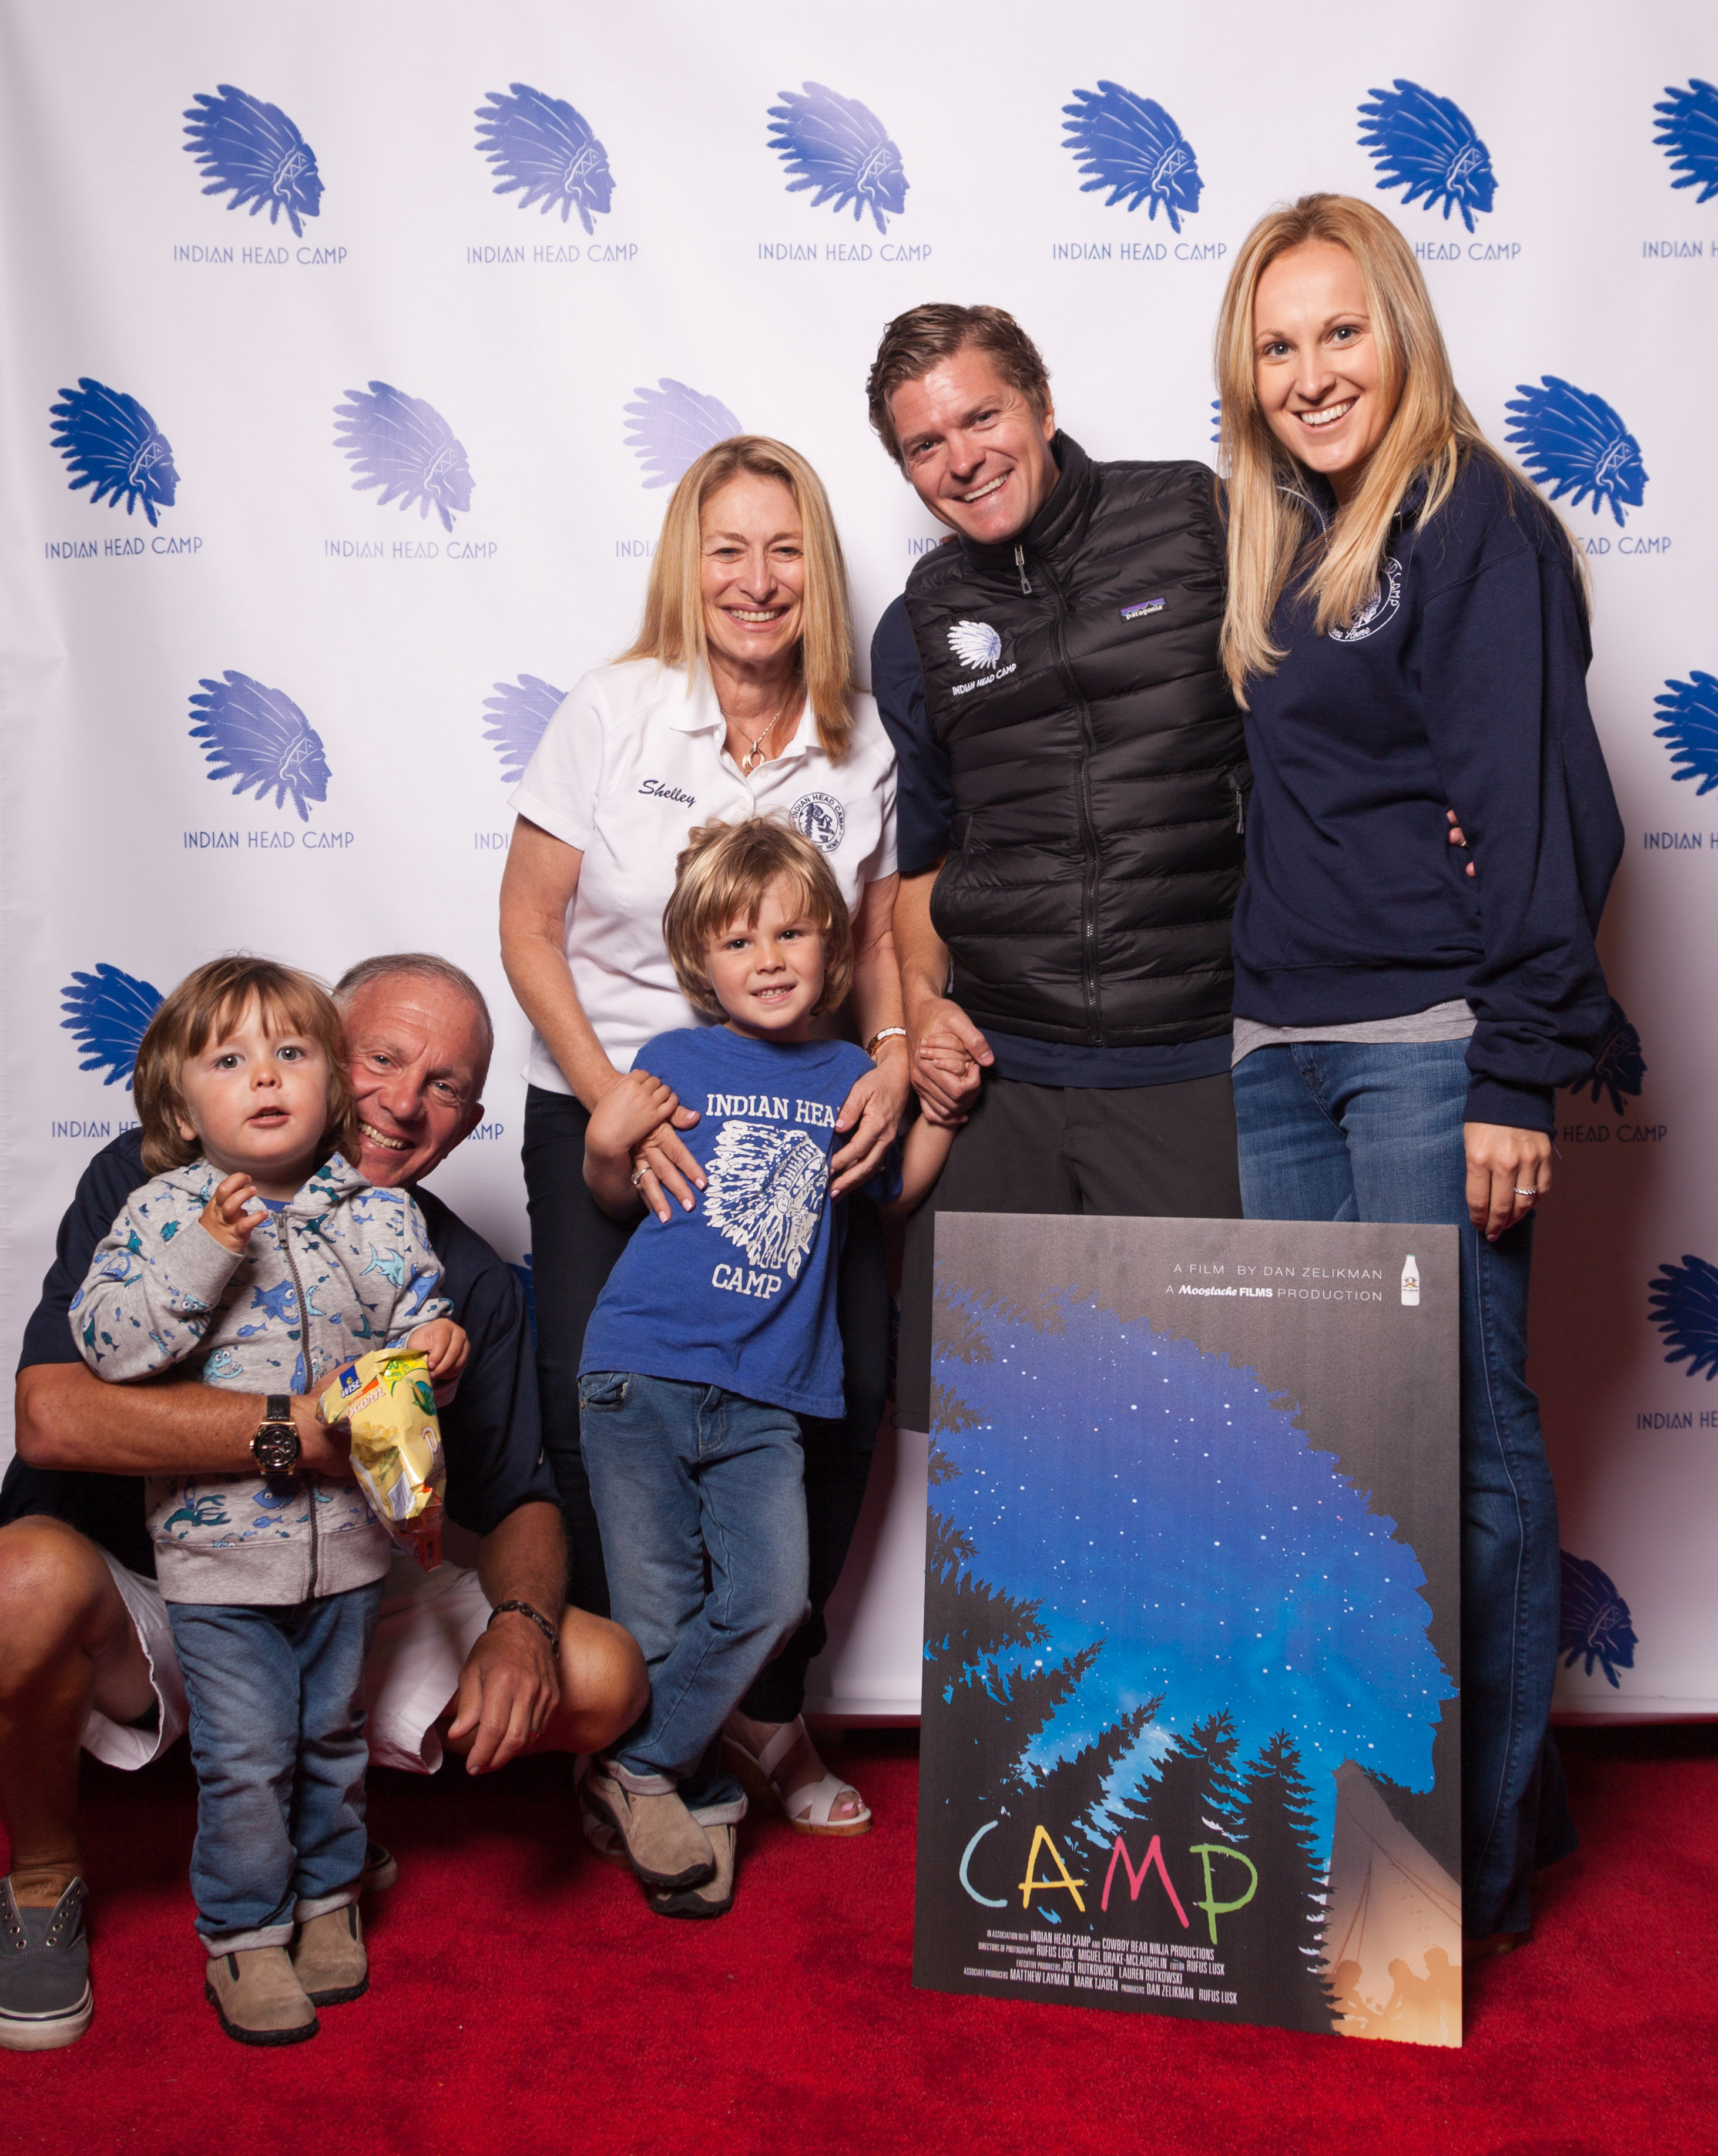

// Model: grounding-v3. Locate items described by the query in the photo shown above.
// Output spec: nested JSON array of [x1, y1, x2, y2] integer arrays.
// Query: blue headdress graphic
[[1653, 671, 1718, 796], [49, 379, 178, 526], [61, 963, 164, 1088], [624, 379, 741, 490], [1558, 1553, 1636, 1689], [767, 83, 908, 235], [183, 85, 324, 238], [1504, 377, 1647, 528], [482, 674, 565, 784], [189, 671, 331, 822], [475, 83, 615, 236], [1061, 83, 1204, 233], [1653, 79, 1718, 202], [334, 382, 472, 532], [1572, 998, 1646, 1116], [1357, 79, 1496, 232], [1649, 1254, 1718, 1380]]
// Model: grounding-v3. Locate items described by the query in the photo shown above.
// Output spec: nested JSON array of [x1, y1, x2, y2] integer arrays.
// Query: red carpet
[[3, 1726, 1714, 2156]]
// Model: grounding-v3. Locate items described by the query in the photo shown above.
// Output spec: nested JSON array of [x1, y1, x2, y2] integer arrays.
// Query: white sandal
[[723, 1716, 872, 1837]]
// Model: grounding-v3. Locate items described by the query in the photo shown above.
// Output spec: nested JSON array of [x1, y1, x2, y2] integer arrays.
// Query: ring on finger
[[1513, 1186, 1539, 1199], [630, 1164, 650, 1189]]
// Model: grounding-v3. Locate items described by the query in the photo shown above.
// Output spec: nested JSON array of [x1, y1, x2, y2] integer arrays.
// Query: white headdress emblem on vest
[[948, 620, 1002, 671]]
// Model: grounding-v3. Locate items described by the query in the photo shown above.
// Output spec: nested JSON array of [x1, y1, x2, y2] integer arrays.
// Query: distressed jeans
[[166, 1579, 384, 1951], [579, 1373, 809, 1816], [1233, 1039, 1577, 1936]]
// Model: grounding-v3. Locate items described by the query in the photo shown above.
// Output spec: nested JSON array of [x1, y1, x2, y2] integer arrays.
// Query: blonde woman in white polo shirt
[[499, 436, 904, 1836]]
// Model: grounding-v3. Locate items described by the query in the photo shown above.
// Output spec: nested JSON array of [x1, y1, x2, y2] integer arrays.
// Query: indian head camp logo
[[1649, 1253, 1718, 1381], [1328, 558, 1404, 644], [475, 83, 615, 235], [189, 671, 331, 821], [1653, 79, 1718, 202], [50, 379, 179, 526], [183, 85, 324, 237], [1357, 80, 1496, 233], [1558, 1553, 1636, 1690], [1570, 999, 1646, 1116], [61, 963, 165, 1087], [704, 1121, 829, 1280], [767, 82, 908, 236], [1062, 83, 1204, 233], [948, 620, 1002, 671], [1504, 377, 1646, 528], [790, 792, 845, 852], [1653, 671, 1718, 796], [483, 674, 565, 784], [335, 382, 472, 532], [623, 378, 741, 490]]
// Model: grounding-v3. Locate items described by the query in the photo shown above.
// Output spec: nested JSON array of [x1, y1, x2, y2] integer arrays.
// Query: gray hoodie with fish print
[[70, 1151, 448, 1605]]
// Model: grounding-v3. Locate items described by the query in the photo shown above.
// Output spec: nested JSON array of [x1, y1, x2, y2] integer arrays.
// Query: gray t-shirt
[[1232, 999, 1476, 1067]]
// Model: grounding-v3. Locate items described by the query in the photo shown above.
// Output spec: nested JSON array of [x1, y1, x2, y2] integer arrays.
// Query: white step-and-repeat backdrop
[[2, 0, 1713, 1721]]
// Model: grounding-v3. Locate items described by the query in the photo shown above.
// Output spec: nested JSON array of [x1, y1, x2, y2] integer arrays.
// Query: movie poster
[[914, 1214, 1463, 2047]]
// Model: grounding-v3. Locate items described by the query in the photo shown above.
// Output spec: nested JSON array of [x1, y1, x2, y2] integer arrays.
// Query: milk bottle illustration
[[1401, 1255, 1420, 1307]]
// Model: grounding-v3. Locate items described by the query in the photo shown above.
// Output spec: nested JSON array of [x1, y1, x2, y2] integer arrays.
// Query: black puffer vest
[[903, 433, 1247, 1046]]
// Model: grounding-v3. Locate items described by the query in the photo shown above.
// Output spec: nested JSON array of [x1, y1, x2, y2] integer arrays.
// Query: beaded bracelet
[[866, 1026, 908, 1057], [487, 1599, 559, 1657]]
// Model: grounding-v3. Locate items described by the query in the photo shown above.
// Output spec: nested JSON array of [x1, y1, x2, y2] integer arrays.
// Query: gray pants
[[897, 1071, 1243, 1429]]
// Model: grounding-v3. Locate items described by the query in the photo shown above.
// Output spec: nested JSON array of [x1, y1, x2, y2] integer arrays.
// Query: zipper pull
[[1227, 772, 1246, 834], [1014, 542, 1032, 596]]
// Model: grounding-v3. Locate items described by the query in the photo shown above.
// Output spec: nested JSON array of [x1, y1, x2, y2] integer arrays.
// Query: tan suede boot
[[291, 1905, 368, 2006], [204, 1946, 318, 2046]]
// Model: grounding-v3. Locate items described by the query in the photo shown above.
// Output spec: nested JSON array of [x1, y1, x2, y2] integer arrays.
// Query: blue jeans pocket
[[578, 1371, 632, 1411]]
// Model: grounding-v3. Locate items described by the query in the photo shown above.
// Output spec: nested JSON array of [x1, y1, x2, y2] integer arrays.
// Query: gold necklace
[[726, 685, 800, 777]]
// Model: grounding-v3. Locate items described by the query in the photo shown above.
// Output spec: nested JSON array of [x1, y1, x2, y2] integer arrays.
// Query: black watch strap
[[487, 1600, 560, 1657]]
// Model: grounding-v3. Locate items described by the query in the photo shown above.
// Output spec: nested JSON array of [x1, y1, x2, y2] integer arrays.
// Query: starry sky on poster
[[932, 1290, 1455, 1858]]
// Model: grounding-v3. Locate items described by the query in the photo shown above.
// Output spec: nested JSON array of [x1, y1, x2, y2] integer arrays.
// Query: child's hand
[[588, 1069, 682, 1160], [200, 1172, 267, 1255], [407, 1318, 469, 1400], [585, 1069, 699, 1224]]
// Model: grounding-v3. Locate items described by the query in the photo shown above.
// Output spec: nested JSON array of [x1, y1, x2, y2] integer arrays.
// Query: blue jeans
[[1233, 1040, 1576, 1936], [166, 1580, 384, 1951], [578, 1374, 809, 1815]]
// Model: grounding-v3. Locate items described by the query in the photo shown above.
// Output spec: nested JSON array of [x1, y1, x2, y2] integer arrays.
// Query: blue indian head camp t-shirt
[[580, 1028, 899, 1420]]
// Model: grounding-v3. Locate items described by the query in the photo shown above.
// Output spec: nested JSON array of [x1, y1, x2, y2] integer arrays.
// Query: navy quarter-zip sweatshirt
[[1232, 451, 1623, 1131]]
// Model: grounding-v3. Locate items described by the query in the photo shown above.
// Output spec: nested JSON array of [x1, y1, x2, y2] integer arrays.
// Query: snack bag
[[319, 1347, 445, 1569]]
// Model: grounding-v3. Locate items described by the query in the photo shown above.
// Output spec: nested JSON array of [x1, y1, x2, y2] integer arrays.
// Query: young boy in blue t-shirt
[[576, 816, 944, 1919]]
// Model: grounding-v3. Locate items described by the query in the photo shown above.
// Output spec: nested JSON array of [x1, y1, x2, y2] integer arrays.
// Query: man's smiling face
[[888, 345, 1059, 547], [340, 970, 488, 1188]]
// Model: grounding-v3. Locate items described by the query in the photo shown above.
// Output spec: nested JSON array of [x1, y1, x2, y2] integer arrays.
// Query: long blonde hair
[[619, 435, 858, 758], [1216, 193, 1523, 700]]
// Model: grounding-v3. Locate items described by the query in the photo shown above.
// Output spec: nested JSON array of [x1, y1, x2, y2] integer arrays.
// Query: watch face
[[253, 1423, 300, 1476]]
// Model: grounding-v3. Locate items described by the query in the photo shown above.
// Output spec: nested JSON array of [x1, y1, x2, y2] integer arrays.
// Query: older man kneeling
[[0, 953, 646, 2050]]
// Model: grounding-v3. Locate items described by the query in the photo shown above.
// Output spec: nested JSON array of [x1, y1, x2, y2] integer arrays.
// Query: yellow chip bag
[[318, 1348, 445, 1570]]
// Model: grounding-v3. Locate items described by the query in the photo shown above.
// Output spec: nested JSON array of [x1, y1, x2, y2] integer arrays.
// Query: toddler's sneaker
[[0, 1877, 92, 2051], [204, 1945, 318, 2046], [582, 1764, 715, 1889], [293, 1903, 368, 2006], [647, 1824, 737, 1920]]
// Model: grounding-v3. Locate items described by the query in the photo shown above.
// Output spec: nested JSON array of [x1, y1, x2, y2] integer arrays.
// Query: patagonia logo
[[1120, 597, 1166, 620]]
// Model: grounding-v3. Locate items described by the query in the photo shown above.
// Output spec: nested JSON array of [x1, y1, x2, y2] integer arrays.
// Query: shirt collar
[[670, 662, 816, 769]]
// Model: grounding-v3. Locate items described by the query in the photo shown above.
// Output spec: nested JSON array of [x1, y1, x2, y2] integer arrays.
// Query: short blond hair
[[617, 436, 858, 759], [133, 955, 358, 1176], [663, 818, 854, 1020]]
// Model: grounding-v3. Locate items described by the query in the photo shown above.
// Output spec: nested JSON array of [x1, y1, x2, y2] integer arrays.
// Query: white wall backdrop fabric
[[2, 0, 1714, 1721]]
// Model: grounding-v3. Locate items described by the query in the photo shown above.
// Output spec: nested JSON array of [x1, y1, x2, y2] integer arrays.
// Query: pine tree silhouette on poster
[[1225, 1732, 1336, 2031], [1112, 1709, 1243, 1874], [1022, 1697, 1162, 1863]]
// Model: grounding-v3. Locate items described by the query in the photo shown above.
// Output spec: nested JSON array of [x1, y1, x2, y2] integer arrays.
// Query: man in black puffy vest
[[867, 304, 1247, 1426]]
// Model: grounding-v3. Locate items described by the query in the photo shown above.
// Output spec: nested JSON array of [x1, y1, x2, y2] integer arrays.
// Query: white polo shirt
[[509, 657, 898, 1090]]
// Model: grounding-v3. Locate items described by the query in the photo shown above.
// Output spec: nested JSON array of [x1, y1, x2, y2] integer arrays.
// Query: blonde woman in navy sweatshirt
[[1213, 196, 1623, 1952]]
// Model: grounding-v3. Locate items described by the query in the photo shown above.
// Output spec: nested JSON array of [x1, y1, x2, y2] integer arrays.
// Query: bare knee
[[0, 1518, 123, 1688], [557, 1608, 649, 1750]]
